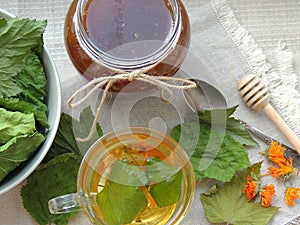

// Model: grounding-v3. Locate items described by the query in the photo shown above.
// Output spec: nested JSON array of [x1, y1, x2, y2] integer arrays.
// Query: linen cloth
[[0, 0, 300, 224]]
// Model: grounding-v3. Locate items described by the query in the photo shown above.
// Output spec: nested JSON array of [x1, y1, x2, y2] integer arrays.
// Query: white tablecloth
[[0, 0, 300, 224]]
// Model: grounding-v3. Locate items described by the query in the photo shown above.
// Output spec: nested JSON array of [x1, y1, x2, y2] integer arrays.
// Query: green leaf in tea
[[150, 170, 182, 207], [200, 163, 279, 225], [21, 153, 80, 225], [0, 132, 45, 182], [95, 158, 149, 224], [0, 108, 36, 144], [107, 160, 149, 186], [96, 180, 147, 225], [96, 156, 184, 224], [108, 158, 181, 186]]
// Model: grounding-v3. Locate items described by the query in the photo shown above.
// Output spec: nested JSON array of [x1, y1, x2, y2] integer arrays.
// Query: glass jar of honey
[[65, 0, 190, 91]]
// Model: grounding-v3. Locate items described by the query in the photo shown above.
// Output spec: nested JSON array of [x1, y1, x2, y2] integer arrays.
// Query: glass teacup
[[48, 127, 195, 225]]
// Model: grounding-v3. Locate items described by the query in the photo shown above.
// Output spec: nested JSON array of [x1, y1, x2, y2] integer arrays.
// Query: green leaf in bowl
[[0, 108, 36, 144], [0, 132, 45, 182], [0, 18, 46, 98]]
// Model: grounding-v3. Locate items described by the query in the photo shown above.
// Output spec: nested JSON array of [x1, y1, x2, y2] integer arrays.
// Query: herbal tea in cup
[[48, 127, 195, 225]]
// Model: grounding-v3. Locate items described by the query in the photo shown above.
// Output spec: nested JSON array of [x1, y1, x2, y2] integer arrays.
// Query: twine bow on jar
[[68, 70, 197, 142]]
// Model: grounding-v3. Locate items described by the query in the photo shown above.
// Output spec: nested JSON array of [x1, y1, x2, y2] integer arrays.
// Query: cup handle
[[48, 193, 81, 214]]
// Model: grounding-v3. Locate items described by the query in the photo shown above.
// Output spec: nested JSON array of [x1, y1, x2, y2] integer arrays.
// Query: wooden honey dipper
[[238, 74, 300, 155]]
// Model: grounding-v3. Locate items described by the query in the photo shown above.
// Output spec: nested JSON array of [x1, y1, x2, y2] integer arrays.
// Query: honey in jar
[[65, 0, 190, 91]]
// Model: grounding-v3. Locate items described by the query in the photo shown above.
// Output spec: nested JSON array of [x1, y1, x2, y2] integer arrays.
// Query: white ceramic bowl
[[0, 9, 61, 195]]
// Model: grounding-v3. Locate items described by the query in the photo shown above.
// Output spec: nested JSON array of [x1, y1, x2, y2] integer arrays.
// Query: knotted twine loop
[[68, 70, 197, 142]]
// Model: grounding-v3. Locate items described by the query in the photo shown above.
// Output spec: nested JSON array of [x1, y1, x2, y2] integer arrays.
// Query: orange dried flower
[[263, 141, 288, 166], [285, 187, 300, 206], [264, 159, 294, 180], [243, 168, 259, 201], [244, 176, 258, 201], [260, 184, 275, 207]]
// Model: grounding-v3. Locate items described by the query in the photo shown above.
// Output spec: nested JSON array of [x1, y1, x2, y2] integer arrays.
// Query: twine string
[[68, 71, 197, 142]]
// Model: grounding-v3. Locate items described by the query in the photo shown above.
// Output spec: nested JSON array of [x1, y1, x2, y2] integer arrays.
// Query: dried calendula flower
[[261, 141, 289, 166], [260, 184, 275, 207], [243, 168, 260, 201], [263, 158, 294, 180], [285, 187, 300, 206]]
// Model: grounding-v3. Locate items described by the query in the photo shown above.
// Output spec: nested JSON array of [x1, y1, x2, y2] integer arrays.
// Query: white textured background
[[0, 0, 300, 224]]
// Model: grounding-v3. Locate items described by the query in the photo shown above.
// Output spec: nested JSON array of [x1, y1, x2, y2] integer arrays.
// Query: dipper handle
[[238, 74, 300, 154]]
